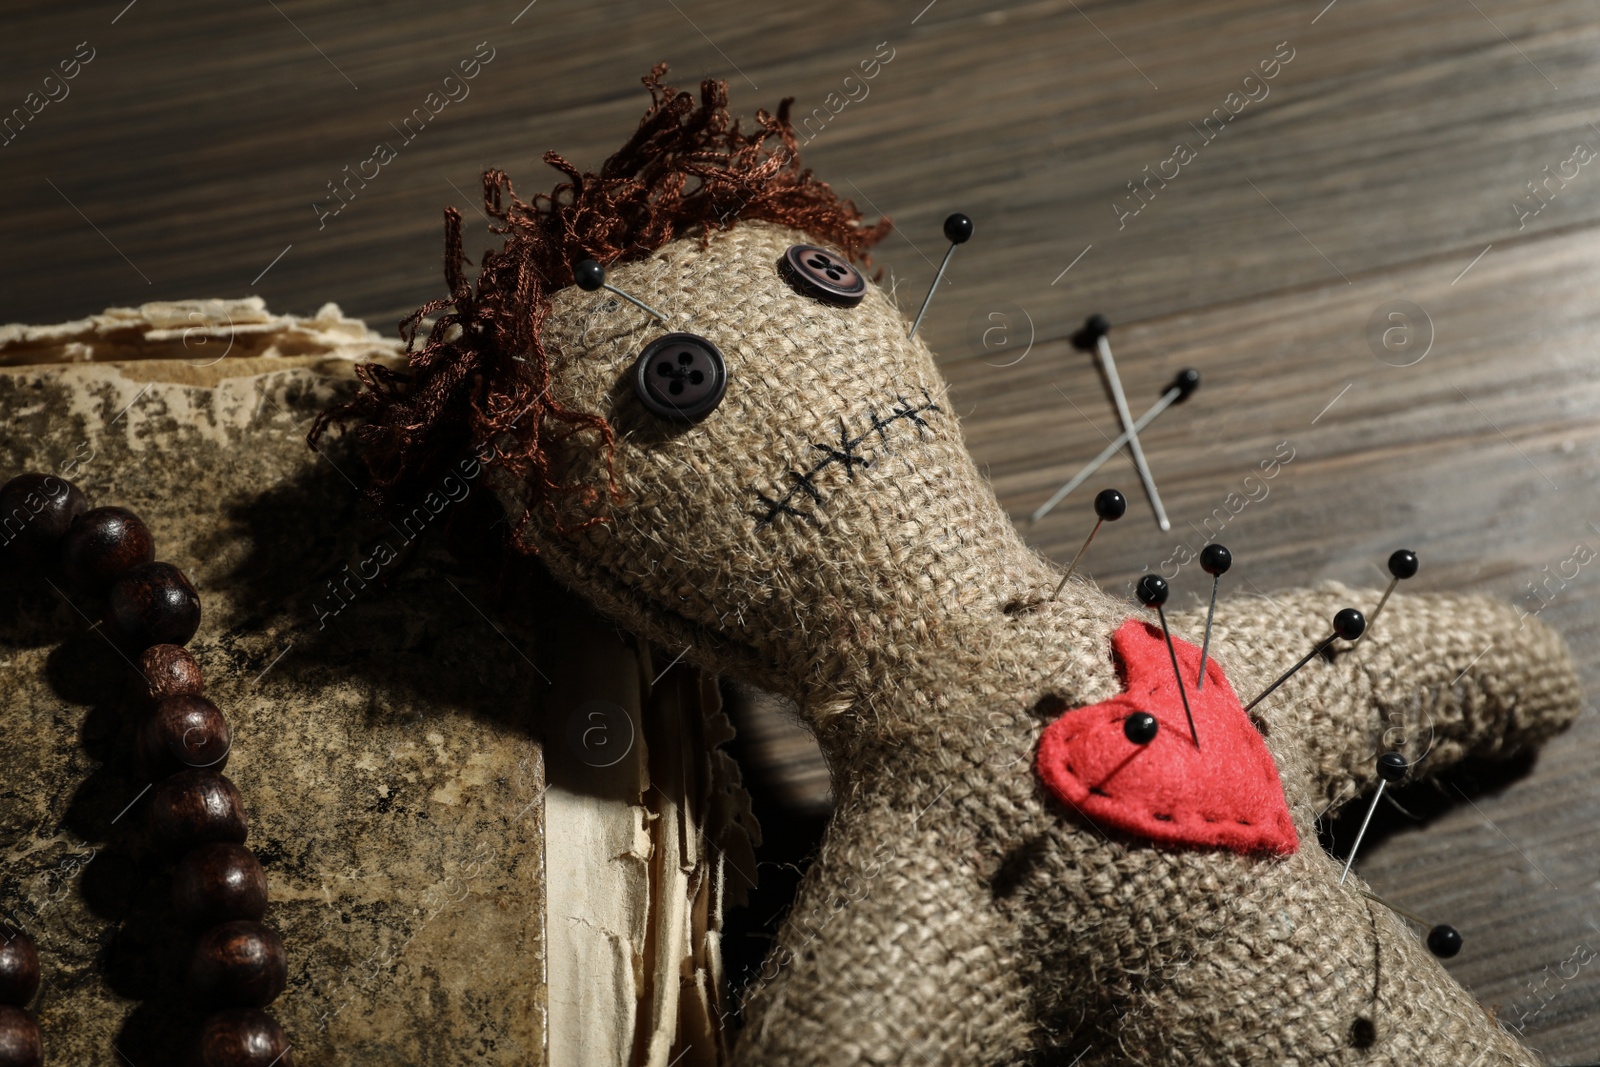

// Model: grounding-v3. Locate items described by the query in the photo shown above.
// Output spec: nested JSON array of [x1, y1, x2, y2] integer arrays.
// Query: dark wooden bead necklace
[[0, 472, 292, 1067]]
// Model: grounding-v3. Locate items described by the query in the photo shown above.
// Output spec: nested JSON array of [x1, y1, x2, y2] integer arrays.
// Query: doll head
[[316, 67, 1055, 715]]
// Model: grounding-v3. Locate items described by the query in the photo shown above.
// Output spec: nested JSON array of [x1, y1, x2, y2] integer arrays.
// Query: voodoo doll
[[318, 66, 1581, 1065]]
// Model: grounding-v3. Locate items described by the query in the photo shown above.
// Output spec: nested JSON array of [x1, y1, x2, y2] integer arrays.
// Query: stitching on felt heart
[[1035, 618, 1299, 856], [1054, 714, 1269, 833]]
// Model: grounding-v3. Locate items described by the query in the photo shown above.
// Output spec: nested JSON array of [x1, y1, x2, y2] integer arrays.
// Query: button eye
[[780, 243, 867, 307], [633, 333, 727, 421]]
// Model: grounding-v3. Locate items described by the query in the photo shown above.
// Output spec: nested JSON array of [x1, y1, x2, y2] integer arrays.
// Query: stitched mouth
[[751, 388, 943, 527]]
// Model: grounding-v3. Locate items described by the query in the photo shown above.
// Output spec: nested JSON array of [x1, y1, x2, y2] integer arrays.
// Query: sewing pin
[[1051, 488, 1126, 598], [1030, 369, 1201, 523], [1340, 752, 1407, 885], [908, 213, 974, 339], [1243, 608, 1366, 713], [1358, 549, 1418, 642], [1358, 890, 1462, 958], [1073, 315, 1171, 531], [574, 258, 669, 324], [1196, 543, 1231, 690], [1135, 574, 1199, 750], [1124, 712, 1159, 744]]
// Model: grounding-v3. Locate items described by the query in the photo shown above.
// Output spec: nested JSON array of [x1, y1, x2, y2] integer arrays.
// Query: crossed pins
[[1030, 315, 1201, 530]]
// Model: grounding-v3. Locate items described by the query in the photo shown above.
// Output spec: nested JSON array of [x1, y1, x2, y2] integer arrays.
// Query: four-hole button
[[632, 333, 728, 421]]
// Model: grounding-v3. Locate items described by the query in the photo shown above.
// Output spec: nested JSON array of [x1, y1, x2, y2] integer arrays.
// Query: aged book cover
[[0, 299, 754, 1066]]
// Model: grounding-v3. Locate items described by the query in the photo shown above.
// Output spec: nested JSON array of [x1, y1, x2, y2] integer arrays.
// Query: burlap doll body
[[320, 70, 1580, 1065]]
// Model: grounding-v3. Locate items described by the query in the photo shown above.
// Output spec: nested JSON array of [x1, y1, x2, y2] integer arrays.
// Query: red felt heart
[[1034, 618, 1298, 856]]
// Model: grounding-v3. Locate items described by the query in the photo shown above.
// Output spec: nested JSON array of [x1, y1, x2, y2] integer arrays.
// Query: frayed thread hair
[[309, 63, 892, 550]]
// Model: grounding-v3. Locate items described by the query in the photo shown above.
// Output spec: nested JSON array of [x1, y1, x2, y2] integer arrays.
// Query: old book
[[0, 298, 754, 1066]]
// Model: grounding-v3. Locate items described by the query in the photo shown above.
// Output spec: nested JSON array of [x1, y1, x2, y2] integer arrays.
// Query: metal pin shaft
[[1156, 604, 1200, 749], [1359, 890, 1429, 927], [1355, 577, 1399, 645], [1051, 518, 1105, 599], [1243, 634, 1336, 713], [603, 283, 669, 325], [1197, 574, 1220, 690], [1340, 781, 1388, 885], [1095, 335, 1170, 530], [1031, 383, 1183, 523], [909, 242, 960, 340]]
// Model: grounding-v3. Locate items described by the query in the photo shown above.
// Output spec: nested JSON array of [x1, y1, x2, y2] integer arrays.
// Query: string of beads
[[0, 472, 291, 1067]]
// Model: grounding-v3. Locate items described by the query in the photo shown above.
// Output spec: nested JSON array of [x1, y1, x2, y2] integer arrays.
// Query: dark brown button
[[781, 244, 866, 306], [633, 333, 727, 422]]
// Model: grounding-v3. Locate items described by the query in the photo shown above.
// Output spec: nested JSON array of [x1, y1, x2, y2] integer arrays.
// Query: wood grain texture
[[4, 0, 1600, 1059]]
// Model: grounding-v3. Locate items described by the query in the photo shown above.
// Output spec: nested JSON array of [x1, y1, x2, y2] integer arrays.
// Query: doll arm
[[1170, 580, 1580, 815]]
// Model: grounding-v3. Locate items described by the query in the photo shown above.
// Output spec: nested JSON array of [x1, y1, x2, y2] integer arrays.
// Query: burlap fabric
[[496, 219, 1580, 1064]]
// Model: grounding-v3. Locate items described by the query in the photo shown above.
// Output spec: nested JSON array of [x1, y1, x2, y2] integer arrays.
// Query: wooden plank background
[[5, 0, 1600, 1059]]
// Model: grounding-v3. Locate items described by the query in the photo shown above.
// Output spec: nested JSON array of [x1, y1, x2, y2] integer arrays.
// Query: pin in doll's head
[[522, 219, 1052, 707], [317, 66, 1050, 710]]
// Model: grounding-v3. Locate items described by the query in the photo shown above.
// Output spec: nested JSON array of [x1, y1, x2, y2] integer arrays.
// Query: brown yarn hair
[[309, 63, 892, 546]]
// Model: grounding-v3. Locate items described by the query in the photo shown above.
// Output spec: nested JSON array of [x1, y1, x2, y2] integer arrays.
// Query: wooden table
[[5, 0, 1598, 1058]]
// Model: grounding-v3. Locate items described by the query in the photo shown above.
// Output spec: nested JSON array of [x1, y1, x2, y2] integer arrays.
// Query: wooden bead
[[61, 506, 155, 590], [137, 644, 205, 703], [0, 1006, 42, 1067], [147, 770, 247, 853], [107, 561, 201, 648], [0, 933, 38, 1006], [173, 844, 267, 927], [193, 1009, 292, 1067], [187, 921, 286, 1008], [0, 472, 85, 566], [136, 695, 231, 776]]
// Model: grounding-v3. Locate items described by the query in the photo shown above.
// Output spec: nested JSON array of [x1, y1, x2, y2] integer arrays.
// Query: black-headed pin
[[574, 258, 669, 325], [1135, 574, 1199, 750], [1243, 607, 1366, 713], [1196, 543, 1231, 690], [1124, 712, 1159, 744], [1051, 488, 1126, 599], [1341, 752, 1407, 885], [1359, 890, 1462, 958], [908, 213, 973, 339], [1359, 549, 1418, 642]]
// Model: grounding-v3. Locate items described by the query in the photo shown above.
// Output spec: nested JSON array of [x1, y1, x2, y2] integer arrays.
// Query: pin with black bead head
[[908, 213, 973, 340], [574, 258, 670, 325], [1124, 711, 1159, 745], [1357, 549, 1418, 643], [1242, 607, 1366, 714], [1135, 574, 1200, 750], [1072, 315, 1171, 531], [1195, 543, 1231, 691], [1051, 488, 1126, 599], [1357, 890, 1463, 959], [1340, 752, 1407, 886]]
